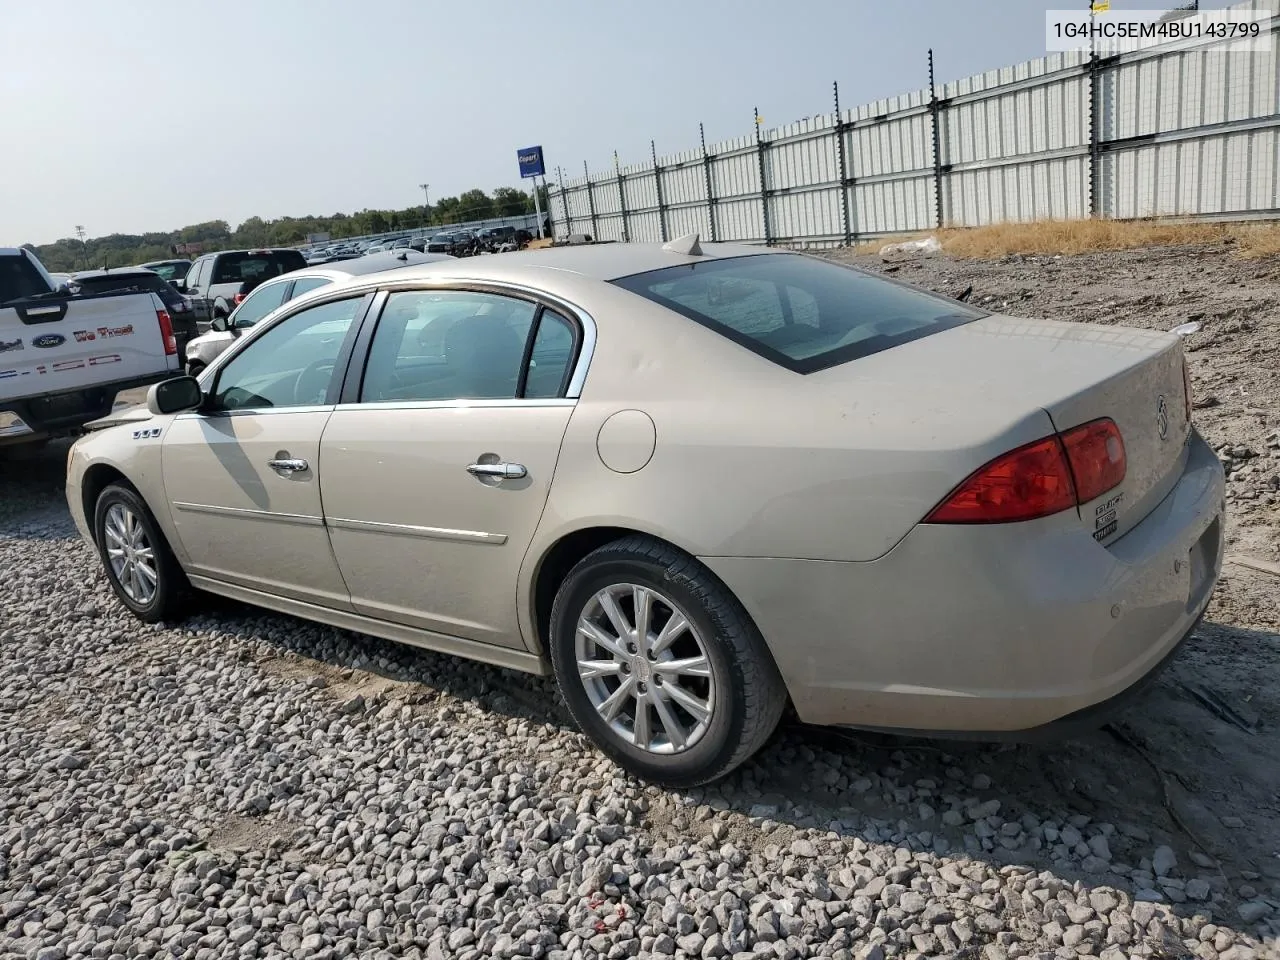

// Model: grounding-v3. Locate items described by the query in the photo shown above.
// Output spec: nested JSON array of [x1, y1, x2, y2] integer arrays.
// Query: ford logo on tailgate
[[32, 334, 66, 349]]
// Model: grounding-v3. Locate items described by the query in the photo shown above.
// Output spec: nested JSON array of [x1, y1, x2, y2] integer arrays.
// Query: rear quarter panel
[[517, 279, 1058, 646]]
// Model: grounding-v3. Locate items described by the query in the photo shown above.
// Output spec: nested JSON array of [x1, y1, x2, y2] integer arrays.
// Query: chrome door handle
[[268, 458, 310, 474], [467, 461, 527, 480]]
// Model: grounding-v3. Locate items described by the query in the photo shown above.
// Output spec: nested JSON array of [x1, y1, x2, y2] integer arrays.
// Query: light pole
[[419, 183, 430, 228], [75, 225, 88, 269]]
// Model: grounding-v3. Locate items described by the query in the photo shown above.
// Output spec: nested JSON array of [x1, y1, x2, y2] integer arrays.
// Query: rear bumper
[[702, 429, 1226, 734], [0, 372, 173, 445]]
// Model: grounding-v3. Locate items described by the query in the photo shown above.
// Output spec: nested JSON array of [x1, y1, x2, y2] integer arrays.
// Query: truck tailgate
[[0, 291, 176, 403]]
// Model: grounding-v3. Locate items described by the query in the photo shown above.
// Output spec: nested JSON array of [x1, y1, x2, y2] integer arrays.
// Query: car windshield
[[212, 252, 306, 285], [612, 253, 984, 374]]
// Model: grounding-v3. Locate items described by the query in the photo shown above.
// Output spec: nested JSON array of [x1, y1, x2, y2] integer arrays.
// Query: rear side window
[[0, 254, 51, 305], [212, 252, 306, 285], [612, 254, 983, 374]]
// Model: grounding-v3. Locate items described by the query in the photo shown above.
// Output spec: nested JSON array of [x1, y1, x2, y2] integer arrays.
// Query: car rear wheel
[[186, 361, 205, 378], [93, 482, 190, 623], [549, 536, 787, 787]]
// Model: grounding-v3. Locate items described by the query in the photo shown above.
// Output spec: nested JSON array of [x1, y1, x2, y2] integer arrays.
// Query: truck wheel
[[186, 361, 205, 378], [93, 482, 191, 623]]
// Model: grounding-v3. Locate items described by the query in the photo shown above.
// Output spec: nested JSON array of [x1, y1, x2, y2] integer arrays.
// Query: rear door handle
[[268, 458, 310, 474], [467, 461, 527, 480]]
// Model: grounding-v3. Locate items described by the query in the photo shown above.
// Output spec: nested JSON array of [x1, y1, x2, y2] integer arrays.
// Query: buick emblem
[[1156, 395, 1169, 440]]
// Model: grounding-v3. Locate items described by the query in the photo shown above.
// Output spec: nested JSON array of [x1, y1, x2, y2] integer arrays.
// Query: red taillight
[[233, 293, 246, 305], [927, 419, 1128, 525], [156, 309, 177, 356], [1060, 418, 1126, 504], [925, 435, 1077, 524]]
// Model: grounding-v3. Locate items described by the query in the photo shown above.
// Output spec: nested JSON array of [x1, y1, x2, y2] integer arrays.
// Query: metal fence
[[548, 0, 1279, 246]]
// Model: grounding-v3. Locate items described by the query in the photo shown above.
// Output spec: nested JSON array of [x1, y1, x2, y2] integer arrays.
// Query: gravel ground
[[3, 243, 1280, 960]]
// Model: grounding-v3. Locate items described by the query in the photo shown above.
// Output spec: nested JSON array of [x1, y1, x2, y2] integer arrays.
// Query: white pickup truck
[[0, 247, 182, 448]]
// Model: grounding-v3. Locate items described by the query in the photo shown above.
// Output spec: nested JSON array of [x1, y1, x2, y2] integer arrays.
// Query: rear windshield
[[145, 261, 189, 282], [212, 251, 306, 285], [0, 253, 52, 305], [612, 253, 983, 373]]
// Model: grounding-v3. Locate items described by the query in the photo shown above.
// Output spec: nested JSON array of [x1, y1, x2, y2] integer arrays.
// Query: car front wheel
[[93, 482, 190, 623], [549, 536, 787, 787]]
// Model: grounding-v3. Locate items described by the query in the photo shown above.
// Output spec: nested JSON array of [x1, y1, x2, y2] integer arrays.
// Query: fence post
[[614, 151, 630, 243], [928, 49, 945, 230], [700, 123, 719, 242], [1087, 1, 1101, 217], [833, 81, 853, 247], [754, 107, 772, 246], [651, 140, 669, 242], [583, 160, 599, 240], [556, 166, 570, 237]]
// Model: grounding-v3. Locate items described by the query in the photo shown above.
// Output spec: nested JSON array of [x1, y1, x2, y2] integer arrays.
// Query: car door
[[317, 288, 583, 649], [161, 292, 372, 609]]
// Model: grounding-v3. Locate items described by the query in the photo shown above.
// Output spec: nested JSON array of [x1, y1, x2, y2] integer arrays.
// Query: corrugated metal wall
[[550, 0, 1279, 244]]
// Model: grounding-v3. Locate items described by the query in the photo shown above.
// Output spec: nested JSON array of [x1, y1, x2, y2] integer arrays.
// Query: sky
[[0, 0, 1211, 246]]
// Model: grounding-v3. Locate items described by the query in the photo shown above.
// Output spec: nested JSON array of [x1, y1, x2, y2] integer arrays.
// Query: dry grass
[[856, 218, 1280, 260]]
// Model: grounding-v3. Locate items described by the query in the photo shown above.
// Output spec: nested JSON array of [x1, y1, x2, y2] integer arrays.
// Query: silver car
[[67, 238, 1224, 786], [184, 250, 453, 374]]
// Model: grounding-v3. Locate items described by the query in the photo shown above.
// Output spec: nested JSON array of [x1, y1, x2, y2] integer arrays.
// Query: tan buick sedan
[[66, 238, 1224, 786]]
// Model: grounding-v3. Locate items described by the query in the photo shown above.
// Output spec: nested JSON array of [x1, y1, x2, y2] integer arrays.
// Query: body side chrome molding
[[326, 516, 508, 544]]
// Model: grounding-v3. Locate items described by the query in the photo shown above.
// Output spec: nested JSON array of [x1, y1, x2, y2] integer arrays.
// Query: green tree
[[456, 189, 495, 222], [492, 187, 532, 217]]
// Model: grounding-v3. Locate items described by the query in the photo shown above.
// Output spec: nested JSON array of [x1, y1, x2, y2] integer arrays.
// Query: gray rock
[[1238, 901, 1272, 924], [1151, 845, 1178, 877]]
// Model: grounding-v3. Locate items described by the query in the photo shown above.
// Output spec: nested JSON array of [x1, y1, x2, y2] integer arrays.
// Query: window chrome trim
[[348, 276, 598, 399], [326, 516, 508, 545], [331, 398, 575, 413], [172, 501, 324, 526], [174, 404, 335, 420]]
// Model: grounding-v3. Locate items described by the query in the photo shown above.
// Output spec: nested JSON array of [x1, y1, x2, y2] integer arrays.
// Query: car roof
[[0, 247, 24, 257], [362, 240, 771, 284], [257, 251, 455, 287]]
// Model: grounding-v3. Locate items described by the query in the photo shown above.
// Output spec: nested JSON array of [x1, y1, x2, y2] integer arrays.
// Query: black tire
[[186, 361, 205, 378], [549, 535, 787, 787], [93, 482, 191, 623]]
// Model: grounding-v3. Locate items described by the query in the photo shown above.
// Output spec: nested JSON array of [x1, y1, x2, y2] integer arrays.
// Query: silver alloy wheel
[[103, 503, 159, 605], [575, 583, 716, 755]]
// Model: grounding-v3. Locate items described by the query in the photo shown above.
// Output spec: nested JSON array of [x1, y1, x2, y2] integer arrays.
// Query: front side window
[[213, 297, 362, 411], [612, 253, 984, 374], [229, 279, 291, 329], [360, 290, 544, 402], [187, 259, 207, 292]]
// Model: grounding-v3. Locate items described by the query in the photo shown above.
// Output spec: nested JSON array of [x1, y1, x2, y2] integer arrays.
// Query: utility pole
[[74, 225, 87, 269], [419, 183, 430, 228]]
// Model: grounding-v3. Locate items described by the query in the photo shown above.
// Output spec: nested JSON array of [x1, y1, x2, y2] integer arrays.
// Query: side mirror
[[146, 376, 203, 416], [171, 279, 186, 293], [210, 315, 229, 333]]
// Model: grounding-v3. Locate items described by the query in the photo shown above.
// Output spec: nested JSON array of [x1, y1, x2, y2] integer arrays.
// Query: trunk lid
[[821, 314, 1191, 543]]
